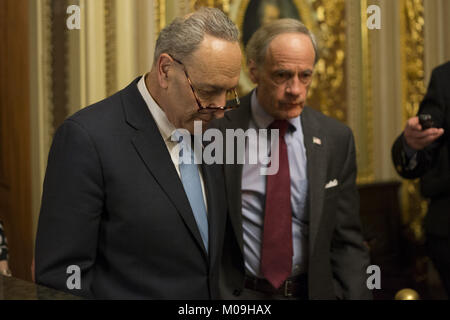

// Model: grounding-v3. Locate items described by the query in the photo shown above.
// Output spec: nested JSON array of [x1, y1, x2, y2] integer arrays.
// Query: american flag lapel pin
[[313, 137, 322, 145]]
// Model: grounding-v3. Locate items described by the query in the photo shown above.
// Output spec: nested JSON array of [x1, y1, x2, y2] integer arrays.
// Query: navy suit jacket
[[35, 78, 227, 299]]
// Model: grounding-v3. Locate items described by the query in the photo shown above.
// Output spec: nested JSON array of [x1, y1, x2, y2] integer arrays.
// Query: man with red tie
[[210, 19, 371, 299]]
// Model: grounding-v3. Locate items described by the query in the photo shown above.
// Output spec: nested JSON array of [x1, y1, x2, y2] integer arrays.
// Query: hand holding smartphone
[[418, 114, 434, 130], [403, 114, 443, 150]]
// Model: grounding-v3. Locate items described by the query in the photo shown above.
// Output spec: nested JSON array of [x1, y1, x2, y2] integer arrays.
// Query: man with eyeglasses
[[35, 8, 241, 299], [210, 19, 371, 300]]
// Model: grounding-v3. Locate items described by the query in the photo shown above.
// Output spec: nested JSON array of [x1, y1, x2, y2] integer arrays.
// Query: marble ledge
[[0, 274, 82, 300]]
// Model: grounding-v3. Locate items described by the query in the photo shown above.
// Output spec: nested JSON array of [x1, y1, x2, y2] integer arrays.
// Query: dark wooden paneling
[[0, 0, 33, 281], [0, 103, 4, 184], [359, 181, 416, 299]]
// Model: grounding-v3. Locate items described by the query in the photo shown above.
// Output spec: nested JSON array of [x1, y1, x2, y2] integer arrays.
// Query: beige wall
[[424, 0, 450, 82], [370, 0, 403, 182]]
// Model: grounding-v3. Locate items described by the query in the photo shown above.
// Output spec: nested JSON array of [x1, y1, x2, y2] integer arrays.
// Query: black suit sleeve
[[331, 129, 372, 299], [392, 65, 447, 180], [35, 119, 104, 298], [391, 133, 431, 179]]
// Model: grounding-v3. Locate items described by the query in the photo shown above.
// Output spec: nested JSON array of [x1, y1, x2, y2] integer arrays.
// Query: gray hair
[[246, 18, 319, 67], [153, 7, 239, 64]]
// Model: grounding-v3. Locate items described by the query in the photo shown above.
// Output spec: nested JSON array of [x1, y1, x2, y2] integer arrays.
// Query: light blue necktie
[[173, 130, 209, 252]]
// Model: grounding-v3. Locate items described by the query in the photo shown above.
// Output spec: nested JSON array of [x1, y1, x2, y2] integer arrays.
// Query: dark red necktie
[[260, 120, 293, 289]]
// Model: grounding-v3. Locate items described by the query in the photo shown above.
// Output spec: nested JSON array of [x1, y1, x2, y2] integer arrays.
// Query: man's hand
[[404, 116, 444, 151]]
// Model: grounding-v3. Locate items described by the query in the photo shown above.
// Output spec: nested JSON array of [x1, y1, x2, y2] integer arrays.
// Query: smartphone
[[419, 114, 434, 130]]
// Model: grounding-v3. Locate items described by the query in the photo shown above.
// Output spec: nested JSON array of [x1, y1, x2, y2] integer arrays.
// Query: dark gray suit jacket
[[35, 78, 227, 299], [210, 92, 372, 299]]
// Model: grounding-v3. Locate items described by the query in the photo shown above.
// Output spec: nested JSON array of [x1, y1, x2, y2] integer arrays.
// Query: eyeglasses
[[169, 55, 240, 114]]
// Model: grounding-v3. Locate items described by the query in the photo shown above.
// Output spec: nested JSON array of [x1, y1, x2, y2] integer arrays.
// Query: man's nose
[[285, 76, 305, 97], [213, 109, 226, 119], [207, 93, 227, 108]]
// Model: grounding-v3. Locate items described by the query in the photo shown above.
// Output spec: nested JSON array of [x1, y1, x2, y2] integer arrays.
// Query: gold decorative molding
[[345, 0, 362, 173], [50, 0, 70, 129], [190, 0, 197, 12], [357, 0, 375, 183], [400, 0, 427, 242], [179, 0, 187, 16], [155, 0, 166, 36], [344, 0, 376, 184], [81, 0, 107, 104], [306, 0, 346, 122], [28, 0, 55, 242], [191, 0, 230, 13], [43, 0, 55, 140], [105, 0, 117, 97], [232, 0, 318, 36]]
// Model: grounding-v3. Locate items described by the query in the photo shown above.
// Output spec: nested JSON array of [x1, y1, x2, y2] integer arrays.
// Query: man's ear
[[156, 54, 173, 89], [247, 59, 259, 84]]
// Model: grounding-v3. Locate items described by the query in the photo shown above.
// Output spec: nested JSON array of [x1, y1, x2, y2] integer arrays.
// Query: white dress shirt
[[137, 75, 208, 211]]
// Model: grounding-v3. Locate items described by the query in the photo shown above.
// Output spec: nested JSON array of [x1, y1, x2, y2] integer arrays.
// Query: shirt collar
[[250, 89, 301, 131], [137, 74, 177, 143]]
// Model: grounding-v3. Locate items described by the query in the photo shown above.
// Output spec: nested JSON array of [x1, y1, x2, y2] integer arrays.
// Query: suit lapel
[[223, 93, 252, 256], [223, 97, 328, 260], [223, 95, 328, 261], [301, 107, 327, 254], [121, 79, 208, 258], [200, 163, 226, 268]]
